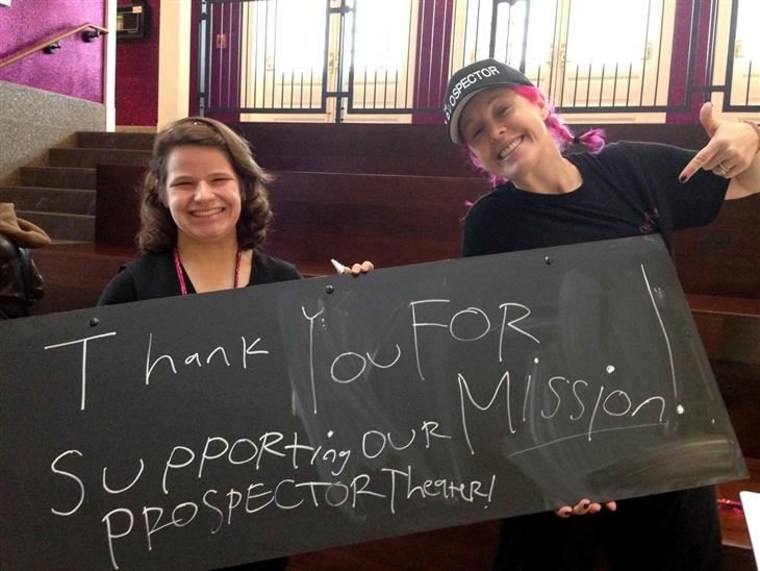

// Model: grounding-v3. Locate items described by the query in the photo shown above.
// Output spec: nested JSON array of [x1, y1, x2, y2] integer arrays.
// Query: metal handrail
[[0, 23, 109, 70]]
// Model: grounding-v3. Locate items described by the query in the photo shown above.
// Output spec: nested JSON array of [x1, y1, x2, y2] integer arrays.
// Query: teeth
[[499, 137, 522, 159], [192, 207, 224, 217]]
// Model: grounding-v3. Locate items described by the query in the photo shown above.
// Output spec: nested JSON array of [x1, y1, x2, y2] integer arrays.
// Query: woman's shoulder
[[583, 140, 691, 162], [120, 250, 172, 274], [98, 251, 174, 305], [253, 250, 303, 283], [463, 184, 519, 231], [570, 141, 642, 162], [469, 184, 515, 208], [571, 141, 695, 178]]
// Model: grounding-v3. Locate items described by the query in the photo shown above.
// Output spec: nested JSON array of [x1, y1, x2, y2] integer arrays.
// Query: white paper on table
[[740, 491, 760, 568]]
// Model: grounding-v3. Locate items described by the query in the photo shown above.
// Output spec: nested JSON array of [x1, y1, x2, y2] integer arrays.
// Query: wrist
[[744, 121, 760, 154]]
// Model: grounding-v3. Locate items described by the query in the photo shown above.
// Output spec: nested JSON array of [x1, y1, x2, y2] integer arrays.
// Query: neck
[[174, 234, 244, 294], [512, 153, 581, 195], [176, 234, 239, 262]]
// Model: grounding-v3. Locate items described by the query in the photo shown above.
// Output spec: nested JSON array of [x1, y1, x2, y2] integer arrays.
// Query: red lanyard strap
[[173, 246, 242, 296]]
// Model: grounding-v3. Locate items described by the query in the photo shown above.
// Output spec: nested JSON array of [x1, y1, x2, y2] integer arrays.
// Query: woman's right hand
[[554, 498, 617, 518]]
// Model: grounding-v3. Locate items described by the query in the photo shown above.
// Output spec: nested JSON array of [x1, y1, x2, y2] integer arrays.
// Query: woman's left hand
[[554, 498, 617, 518], [679, 102, 760, 183], [344, 260, 375, 275]]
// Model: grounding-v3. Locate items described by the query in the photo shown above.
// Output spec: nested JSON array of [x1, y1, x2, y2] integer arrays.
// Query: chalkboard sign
[[0, 236, 746, 570]]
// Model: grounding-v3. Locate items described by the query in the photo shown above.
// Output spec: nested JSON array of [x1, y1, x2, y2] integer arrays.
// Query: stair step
[[77, 131, 155, 151], [0, 186, 95, 215], [13, 138, 153, 245], [18, 210, 94, 242], [49, 148, 152, 169], [20, 166, 96, 190]]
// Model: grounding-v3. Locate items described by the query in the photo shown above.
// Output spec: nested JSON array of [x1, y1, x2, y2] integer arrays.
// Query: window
[[240, 0, 328, 114], [450, 0, 677, 122], [350, 0, 418, 116], [238, 0, 416, 123], [199, 0, 754, 120], [723, 0, 760, 112]]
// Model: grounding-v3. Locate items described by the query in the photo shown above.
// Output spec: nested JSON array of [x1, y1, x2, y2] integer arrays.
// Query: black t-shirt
[[98, 249, 302, 305], [99, 250, 296, 570], [462, 141, 729, 257]]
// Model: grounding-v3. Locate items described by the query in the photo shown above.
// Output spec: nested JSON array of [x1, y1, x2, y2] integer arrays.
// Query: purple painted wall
[[116, 0, 160, 126], [0, 0, 106, 102]]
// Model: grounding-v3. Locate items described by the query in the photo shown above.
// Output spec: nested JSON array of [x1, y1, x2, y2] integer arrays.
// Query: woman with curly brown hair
[[99, 116, 302, 305], [98, 117, 373, 569]]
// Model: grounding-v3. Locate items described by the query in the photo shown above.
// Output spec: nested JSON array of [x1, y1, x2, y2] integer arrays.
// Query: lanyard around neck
[[172, 246, 243, 296]]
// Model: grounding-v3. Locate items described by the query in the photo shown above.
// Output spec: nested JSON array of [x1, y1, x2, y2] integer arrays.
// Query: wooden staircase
[[0, 132, 154, 242]]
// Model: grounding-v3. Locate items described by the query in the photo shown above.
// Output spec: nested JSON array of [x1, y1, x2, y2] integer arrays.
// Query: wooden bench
[[86, 163, 489, 271], [673, 197, 760, 298], [265, 171, 488, 270], [686, 294, 760, 569], [235, 122, 714, 177], [30, 242, 134, 315]]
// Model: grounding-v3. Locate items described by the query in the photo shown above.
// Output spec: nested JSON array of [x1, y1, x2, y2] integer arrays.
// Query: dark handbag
[[0, 234, 45, 319]]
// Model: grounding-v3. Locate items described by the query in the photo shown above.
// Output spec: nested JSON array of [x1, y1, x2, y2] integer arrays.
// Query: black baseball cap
[[443, 58, 534, 144]]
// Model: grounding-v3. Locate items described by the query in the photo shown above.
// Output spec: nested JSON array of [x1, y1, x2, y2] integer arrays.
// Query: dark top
[[97, 248, 297, 571], [462, 141, 730, 257], [463, 141, 729, 569], [98, 249, 302, 305]]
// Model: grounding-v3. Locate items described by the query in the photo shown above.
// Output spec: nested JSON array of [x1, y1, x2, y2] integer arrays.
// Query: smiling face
[[459, 87, 556, 184], [163, 145, 242, 247]]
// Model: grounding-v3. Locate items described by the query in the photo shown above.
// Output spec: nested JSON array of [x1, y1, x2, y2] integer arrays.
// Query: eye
[[171, 180, 194, 188], [466, 127, 483, 142]]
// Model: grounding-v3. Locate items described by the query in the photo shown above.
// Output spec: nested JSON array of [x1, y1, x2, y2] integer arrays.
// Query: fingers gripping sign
[[679, 102, 758, 182], [554, 499, 618, 519]]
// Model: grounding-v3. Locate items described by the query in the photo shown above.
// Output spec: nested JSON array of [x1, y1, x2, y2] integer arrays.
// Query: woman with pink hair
[[444, 58, 760, 570]]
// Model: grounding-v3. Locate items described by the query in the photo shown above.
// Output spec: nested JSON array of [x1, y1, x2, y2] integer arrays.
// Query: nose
[[488, 121, 505, 140], [192, 181, 211, 201]]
